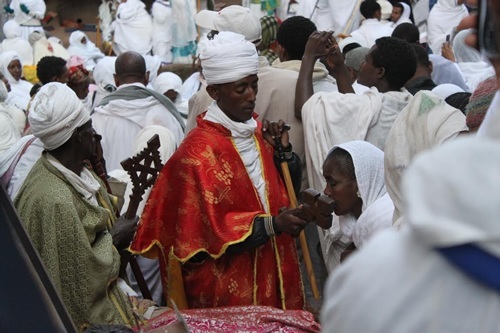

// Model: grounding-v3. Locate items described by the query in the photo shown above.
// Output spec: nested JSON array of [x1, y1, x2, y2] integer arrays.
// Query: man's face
[[357, 46, 381, 88], [209, 75, 258, 123], [55, 66, 69, 84], [391, 7, 403, 22]]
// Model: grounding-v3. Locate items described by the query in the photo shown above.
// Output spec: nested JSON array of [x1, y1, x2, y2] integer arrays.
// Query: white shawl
[[427, 0, 468, 54], [67, 30, 104, 71], [113, 0, 153, 55], [391, 2, 412, 28], [0, 51, 33, 112], [384, 90, 468, 228], [0, 20, 34, 65]]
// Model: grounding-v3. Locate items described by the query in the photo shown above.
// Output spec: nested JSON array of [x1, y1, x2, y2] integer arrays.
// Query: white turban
[[153, 72, 183, 95], [200, 31, 258, 85], [29, 83, 90, 150]]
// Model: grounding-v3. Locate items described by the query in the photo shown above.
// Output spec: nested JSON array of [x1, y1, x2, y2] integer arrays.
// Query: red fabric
[[130, 114, 304, 310], [142, 306, 320, 333]]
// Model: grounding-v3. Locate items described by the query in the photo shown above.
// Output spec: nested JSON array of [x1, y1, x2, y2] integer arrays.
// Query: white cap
[[195, 5, 262, 43], [432, 84, 465, 100]]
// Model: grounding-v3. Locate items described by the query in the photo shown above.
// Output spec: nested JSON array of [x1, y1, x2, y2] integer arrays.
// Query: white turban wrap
[[29, 82, 90, 150], [153, 72, 183, 95], [200, 31, 258, 85]]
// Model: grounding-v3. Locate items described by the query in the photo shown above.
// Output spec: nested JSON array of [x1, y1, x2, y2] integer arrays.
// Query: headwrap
[[29, 83, 90, 150], [93, 56, 117, 91], [200, 31, 259, 85], [68, 64, 90, 86], [259, 15, 279, 65], [345, 47, 370, 72], [0, 51, 21, 83], [431, 83, 465, 100], [465, 76, 497, 130], [153, 72, 183, 95]]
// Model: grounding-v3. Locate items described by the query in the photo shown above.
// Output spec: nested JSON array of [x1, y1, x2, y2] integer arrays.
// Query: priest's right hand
[[274, 208, 308, 238]]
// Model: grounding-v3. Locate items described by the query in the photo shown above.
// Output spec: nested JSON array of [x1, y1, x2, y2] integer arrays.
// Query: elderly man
[[130, 32, 307, 309], [92, 51, 184, 171], [14, 83, 136, 330]]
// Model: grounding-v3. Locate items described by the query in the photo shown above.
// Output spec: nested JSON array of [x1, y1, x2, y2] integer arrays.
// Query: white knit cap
[[29, 82, 90, 150], [195, 5, 262, 42], [200, 31, 259, 85]]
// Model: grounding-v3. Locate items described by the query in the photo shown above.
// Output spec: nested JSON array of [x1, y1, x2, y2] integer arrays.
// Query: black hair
[[29, 83, 42, 97], [392, 22, 420, 43], [372, 37, 417, 89], [393, 3, 404, 11], [115, 51, 146, 79], [36, 56, 67, 85], [342, 42, 362, 57], [445, 92, 472, 115], [326, 148, 356, 180], [276, 16, 317, 60], [360, 0, 381, 19], [411, 43, 431, 67]]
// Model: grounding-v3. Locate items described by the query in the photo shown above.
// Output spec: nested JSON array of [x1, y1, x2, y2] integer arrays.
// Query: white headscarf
[[405, 137, 500, 257], [427, 0, 468, 54], [29, 83, 90, 150], [384, 90, 468, 228], [200, 31, 259, 85], [153, 72, 183, 96], [392, 2, 412, 27], [91, 56, 117, 109], [67, 30, 104, 71], [0, 51, 33, 111], [328, 140, 394, 248]]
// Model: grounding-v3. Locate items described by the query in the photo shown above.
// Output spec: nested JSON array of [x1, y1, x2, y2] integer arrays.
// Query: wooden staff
[[274, 134, 320, 300]]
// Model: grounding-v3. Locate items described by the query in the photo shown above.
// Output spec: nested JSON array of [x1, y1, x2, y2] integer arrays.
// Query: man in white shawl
[[0, 51, 33, 112], [111, 0, 153, 56], [4, 0, 45, 40], [427, 0, 468, 55], [0, 20, 34, 66], [296, 33, 415, 193], [321, 137, 500, 332], [67, 30, 105, 71], [153, 71, 188, 122], [349, 0, 393, 48], [92, 51, 184, 171], [151, 0, 174, 63], [89, 56, 117, 110], [384, 90, 468, 229], [390, 2, 412, 28]]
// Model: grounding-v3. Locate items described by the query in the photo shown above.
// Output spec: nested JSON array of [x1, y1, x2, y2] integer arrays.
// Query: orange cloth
[[130, 113, 304, 310]]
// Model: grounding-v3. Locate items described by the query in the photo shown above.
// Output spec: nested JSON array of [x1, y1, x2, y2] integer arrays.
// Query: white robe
[[0, 52, 33, 112], [67, 31, 105, 71], [384, 90, 467, 228], [350, 18, 394, 48], [92, 83, 184, 171], [0, 20, 34, 65], [322, 137, 500, 333], [112, 0, 153, 55], [151, 0, 174, 63], [427, 0, 468, 55], [10, 0, 45, 40], [296, 0, 361, 35]]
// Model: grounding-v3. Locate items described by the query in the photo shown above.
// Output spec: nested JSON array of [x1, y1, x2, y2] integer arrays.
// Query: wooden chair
[[121, 134, 164, 301]]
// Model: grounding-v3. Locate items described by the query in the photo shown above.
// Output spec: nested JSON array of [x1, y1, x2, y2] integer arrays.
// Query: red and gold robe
[[130, 113, 304, 310]]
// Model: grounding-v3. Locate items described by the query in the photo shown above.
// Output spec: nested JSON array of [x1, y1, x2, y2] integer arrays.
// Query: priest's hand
[[262, 119, 290, 150], [111, 215, 139, 252], [274, 208, 308, 237]]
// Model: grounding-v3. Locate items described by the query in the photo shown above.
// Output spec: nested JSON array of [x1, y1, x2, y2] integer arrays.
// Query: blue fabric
[[437, 244, 500, 292]]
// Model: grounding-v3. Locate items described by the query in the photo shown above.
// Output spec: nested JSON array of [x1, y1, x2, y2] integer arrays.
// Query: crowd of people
[[1, 0, 500, 332]]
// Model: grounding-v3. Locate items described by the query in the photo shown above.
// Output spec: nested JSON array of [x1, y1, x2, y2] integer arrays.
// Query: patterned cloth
[[260, 15, 280, 65], [141, 306, 320, 332], [130, 113, 304, 310], [465, 76, 497, 131], [68, 64, 90, 86], [14, 153, 133, 331]]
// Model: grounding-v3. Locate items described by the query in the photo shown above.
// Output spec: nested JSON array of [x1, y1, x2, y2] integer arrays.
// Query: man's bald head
[[114, 51, 149, 86]]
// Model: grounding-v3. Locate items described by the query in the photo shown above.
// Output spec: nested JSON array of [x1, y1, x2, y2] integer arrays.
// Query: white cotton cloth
[[92, 82, 184, 170], [0, 81, 22, 153], [321, 137, 500, 333], [112, 0, 153, 55], [29, 83, 90, 150], [151, 0, 174, 63], [181, 72, 204, 101], [0, 20, 34, 65], [391, 2, 412, 28], [171, 0, 197, 48], [452, 29, 496, 92], [46, 153, 101, 206], [427, 0, 468, 55], [99, 0, 116, 42], [349, 19, 394, 48], [296, 0, 361, 34], [90, 56, 117, 110], [477, 91, 500, 140], [204, 101, 268, 213], [329, 141, 394, 249], [153, 72, 182, 96], [0, 51, 33, 112], [431, 83, 465, 99], [31, 33, 71, 64], [10, 0, 45, 40], [302, 87, 411, 192], [0, 78, 25, 134], [384, 90, 467, 228], [67, 30, 104, 71], [429, 54, 469, 91], [200, 32, 259, 85]]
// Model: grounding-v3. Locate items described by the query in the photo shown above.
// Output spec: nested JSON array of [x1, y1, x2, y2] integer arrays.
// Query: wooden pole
[[279, 159, 320, 299]]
